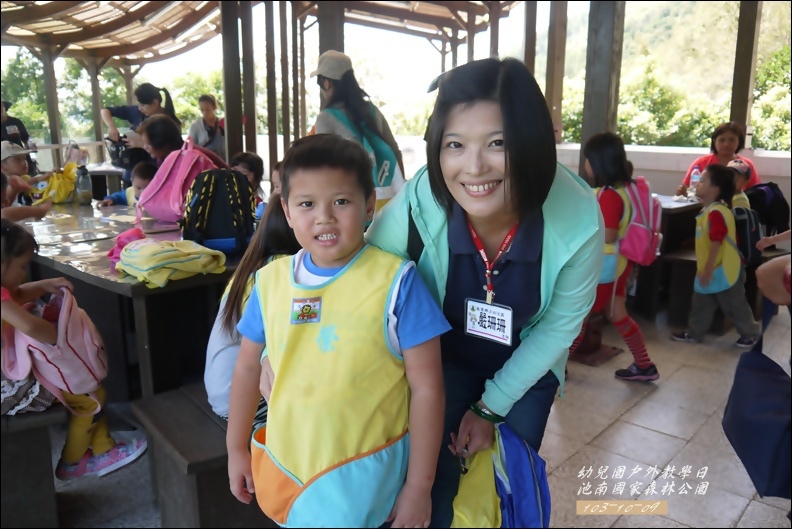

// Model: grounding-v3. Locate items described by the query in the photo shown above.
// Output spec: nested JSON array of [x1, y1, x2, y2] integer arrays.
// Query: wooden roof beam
[[10, 2, 173, 47], [341, 1, 462, 31], [344, 15, 445, 42], [418, 1, 488, 16], [1, 1, 85, 26]]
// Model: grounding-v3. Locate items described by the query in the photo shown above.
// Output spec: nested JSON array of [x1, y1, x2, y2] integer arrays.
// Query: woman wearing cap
[[676, 121, 761, 196], [310, 50, 404, 178]]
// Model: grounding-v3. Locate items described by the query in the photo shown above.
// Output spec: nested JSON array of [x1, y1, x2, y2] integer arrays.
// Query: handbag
[[722, 334, 791, 498]]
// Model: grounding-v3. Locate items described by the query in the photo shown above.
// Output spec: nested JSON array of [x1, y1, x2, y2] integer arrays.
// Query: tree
[[58, 59, 127, 139], [0, 48, 48, 136]]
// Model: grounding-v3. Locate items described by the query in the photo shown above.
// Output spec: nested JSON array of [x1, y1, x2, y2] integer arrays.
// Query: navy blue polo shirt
[[441, 203, 543, 379]]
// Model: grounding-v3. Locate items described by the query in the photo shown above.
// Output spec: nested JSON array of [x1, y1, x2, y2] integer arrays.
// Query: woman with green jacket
[[366, 58, 604, 527]]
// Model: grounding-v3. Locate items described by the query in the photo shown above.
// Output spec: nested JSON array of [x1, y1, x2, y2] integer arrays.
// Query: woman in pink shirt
[[676, 121, 760, 196]]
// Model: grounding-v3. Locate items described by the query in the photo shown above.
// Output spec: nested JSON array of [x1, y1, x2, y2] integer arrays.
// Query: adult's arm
[[481, 218, 604, 417], [101, 108, 121, 141], [756, 255, 791, 306]]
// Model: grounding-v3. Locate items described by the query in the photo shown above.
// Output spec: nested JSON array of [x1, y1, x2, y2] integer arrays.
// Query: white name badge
[[465, 298, 513, 346]]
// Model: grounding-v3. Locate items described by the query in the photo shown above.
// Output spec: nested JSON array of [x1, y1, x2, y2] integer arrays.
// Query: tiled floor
[[47, 309, 791, 528]]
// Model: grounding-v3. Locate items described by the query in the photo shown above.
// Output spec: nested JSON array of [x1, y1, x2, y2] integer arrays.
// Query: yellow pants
[[61, 385, 116, 465]]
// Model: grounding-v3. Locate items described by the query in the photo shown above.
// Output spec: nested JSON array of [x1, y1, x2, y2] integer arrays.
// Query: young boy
[[0, 141, 50, 205], [98, 160, 156, 207], [1, 172, 52, 221], [728, 159, 751, 209], [226, 134, 448, 528]]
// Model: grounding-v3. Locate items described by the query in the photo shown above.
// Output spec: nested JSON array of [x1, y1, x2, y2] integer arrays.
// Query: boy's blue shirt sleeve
[[106, 105, 144, 128], [104, 190, 128, 206], [255, 202, 266, 219], [237, 286, 266, 344], [394, 265, 451, 351]]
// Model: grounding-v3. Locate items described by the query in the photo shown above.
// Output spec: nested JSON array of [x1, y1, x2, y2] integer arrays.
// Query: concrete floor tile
[[753, 493, 792, 512], [736, 500, 791, 528], [621, 399, 709, 440], [547, 473, 622, 528], [553, 445, 657, 491], [648, 365, 735, 416], [538, 430, 587, 474], [611, 514, 692, 527], [590, 420, 687, 469], [545, 397, 617, 444]]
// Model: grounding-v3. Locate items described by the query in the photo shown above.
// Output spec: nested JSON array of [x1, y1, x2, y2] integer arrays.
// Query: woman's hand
[[259, 356, 274, 402], [41, 278, 74, 295], [756, 237, 774, 251], [227, 447, 255, 504], [124, 134, 143, 149], [107, 126, 121, 142], [388, 483, 431, 528], [450, 408, 495, 458]]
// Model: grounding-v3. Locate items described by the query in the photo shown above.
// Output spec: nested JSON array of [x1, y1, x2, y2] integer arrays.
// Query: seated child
[[204, 193, 301, 424], [671, 164, 761, 347], [0, 219, 147, 479], [0, 141, 50, 205], [254, 161, 283, 220], [226, 135, 449, 528], [98, 160, 156, 207], [0, 172, 52, 222], [728, 159, 751, 209]]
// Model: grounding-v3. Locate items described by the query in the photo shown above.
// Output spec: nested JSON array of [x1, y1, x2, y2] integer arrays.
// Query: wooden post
[[265, 1, 278, 170], [451, 28, 458, 68], [729, 0, 762, 145], [41, 46, 63, 168], [545, 1, 567, 144], [441, 38, 447, 73], [578, 1, 626, 172], [221, 1, 244, 161], [317, 1, 344, 53], [300, 16, 307, 137], [86, 60, 106, 162], [240, 0, 257, 154], [523, 1, 537, 73], [489, 1, 501, 58], [280, 0, 291, 155], [467, 6, 475, 62], [291, 1, 300, 142], [115, 65, 140, 106]]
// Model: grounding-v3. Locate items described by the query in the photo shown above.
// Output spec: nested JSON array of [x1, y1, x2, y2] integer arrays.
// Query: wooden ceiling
[[0, 1, 517, 68]]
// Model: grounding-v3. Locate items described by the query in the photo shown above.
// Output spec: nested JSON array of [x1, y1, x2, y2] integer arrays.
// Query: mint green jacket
[[366, 164, 604, 416]]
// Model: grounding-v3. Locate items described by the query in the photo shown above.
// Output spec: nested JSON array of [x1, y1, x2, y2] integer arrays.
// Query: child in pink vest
[[0, 219, 147, 480]]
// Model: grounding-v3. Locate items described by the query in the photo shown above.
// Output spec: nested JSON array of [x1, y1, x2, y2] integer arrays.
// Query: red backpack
[[619, 176, 663, 266], [137, 137, 217, 223]]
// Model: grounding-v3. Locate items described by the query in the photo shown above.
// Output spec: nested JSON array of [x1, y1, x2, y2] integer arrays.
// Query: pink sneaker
[[55, 450, 95, 481], [91, 438, 148, 477]]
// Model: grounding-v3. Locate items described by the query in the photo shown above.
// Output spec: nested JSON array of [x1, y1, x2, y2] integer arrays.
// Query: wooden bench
[[131, 383, 275, 528], [1, 406, 69, 528]]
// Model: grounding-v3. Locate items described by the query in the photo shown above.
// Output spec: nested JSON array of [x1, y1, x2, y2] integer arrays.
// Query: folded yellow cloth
[[115, 239, 227, 288]]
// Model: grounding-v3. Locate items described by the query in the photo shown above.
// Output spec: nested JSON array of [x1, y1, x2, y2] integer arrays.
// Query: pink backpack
[[1, 288, 108, 416], [136, 137, 217, 223], [619, 176, 663, 267]]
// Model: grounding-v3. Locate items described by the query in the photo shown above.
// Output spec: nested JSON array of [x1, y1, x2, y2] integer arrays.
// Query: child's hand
[[259, 356, 274, 402], [41, 278, 73, 295], [38, 172, 53, 183], [7, 175, 32, 192], [35, 201, 53, 219], [698, 267, 713, 287], [675, 184, 688, 197], [228, 448, 255, 504], [388, 484, 431, 528], [98, 199, 114, 207]]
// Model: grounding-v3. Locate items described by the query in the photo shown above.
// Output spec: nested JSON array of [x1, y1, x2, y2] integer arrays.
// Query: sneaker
[[671, 331, 697, 343], [91, 437, 148, 477], [735, 336, 758, 348], [615, 363, 659, 382], [55, 450, 95, 481]]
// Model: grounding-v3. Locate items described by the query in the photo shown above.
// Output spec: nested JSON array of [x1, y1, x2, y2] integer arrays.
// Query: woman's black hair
[[138, 114, 184, 154], [280, 134, 373, 202], [583, 132, 634, 188], [704, 164, 736, 208], [221, 193, 301, 333], [425, 57, 557, 219], [1, 218, 38, 262], [320, 71, 386, 144], [135, 82, 181, 129], [710, 121, 745, 154], [230, 152, 265, 186]]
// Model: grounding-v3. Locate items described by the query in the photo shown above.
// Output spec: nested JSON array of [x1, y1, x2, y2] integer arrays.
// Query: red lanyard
[[467, 218, 519, 304]]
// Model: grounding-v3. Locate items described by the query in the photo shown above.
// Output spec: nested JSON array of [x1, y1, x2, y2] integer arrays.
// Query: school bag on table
[[136, 137, 217, 223], [617, 176, 663, 267], [1, 288, 108, 416], [452, 423, 551, 528], [180, 168, 256, 255]]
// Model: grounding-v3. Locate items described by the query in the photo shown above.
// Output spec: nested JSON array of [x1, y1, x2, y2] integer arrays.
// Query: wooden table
[[22, 204, 234, 401], [630, 195, 703, 321], [86, 162, 125, 199]]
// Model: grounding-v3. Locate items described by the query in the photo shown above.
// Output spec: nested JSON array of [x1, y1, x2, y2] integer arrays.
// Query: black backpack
[[745, 182, 791, 238], [731, 206, 764, 268], [105, 136, 151, 170], [180, 169, 256, 255]]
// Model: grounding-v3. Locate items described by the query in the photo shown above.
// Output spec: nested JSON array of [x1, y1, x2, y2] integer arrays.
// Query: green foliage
[[755, 44, 791, 99], [58, 59, 127, 139], [171, 71, 225, 128], [1, 48, 48, 136], [389, 103, 433, 137]]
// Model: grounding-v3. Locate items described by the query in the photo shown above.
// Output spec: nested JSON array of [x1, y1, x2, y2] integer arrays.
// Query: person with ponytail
[[101, 82, 180, 182]]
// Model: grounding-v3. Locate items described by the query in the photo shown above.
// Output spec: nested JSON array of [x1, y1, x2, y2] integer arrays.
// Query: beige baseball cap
[[310, 50, 353, 81], [1, 140, 32, 161]]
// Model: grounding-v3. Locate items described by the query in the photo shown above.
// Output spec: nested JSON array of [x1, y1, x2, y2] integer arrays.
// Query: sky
[[1, 1, 591, 107]]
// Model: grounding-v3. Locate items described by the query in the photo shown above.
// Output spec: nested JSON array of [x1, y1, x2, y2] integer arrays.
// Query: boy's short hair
[[280, 134, 373, 202], [131, 160, 157, 182]]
